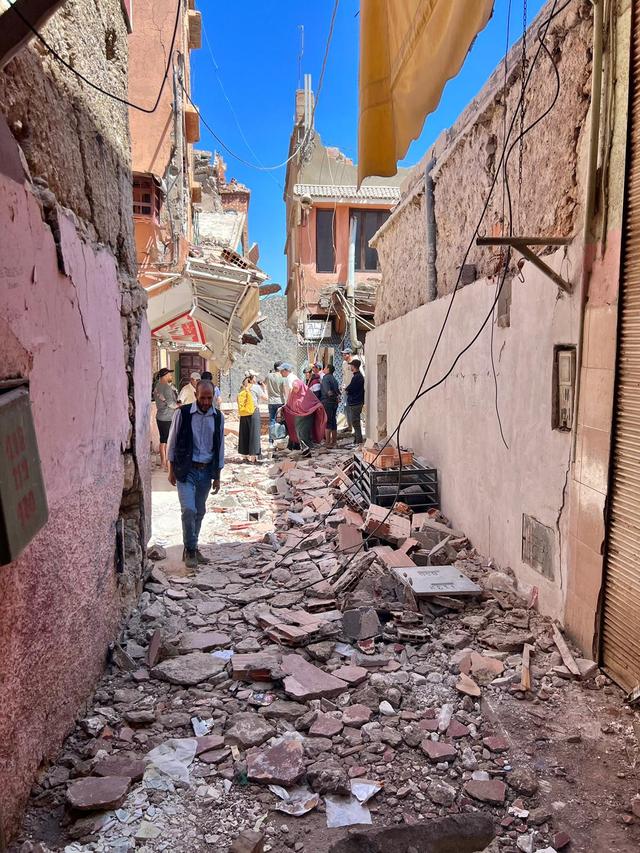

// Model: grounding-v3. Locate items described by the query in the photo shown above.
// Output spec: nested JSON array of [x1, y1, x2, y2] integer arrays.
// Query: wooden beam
[[475, 235, 573, 293], [1, 0, 68, 70]]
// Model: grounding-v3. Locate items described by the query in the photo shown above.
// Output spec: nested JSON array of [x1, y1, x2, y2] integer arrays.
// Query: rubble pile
[[10, 450, 638, 853]]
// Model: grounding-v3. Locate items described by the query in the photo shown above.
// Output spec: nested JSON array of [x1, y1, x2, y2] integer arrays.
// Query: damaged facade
[[365, 0, 637, 687], [284, 81, 409, 374], [0, 0, 150, 837], [128, 2, 264, 383]]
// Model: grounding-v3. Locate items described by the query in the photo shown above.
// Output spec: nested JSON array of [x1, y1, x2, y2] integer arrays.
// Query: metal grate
[[351, 455, 439, 512]]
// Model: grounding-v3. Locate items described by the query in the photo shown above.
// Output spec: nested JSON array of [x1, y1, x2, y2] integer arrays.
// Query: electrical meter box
[[0, 386, 48, 565]]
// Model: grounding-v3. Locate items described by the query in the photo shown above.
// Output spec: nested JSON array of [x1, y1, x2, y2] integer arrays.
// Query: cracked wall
[[0, 0, 150, 839]]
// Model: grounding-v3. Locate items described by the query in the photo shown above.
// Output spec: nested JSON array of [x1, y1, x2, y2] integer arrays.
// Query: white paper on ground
[[350, 778, 383, 804], [269, 784, 320, 816], [144, 737, 198, 787], [324, 795, 372, 828]]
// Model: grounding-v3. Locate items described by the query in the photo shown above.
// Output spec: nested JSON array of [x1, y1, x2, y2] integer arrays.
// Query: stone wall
[[0, 0, 149, 838], [374, 0, 593, 325], [221, 296, 298, 400]]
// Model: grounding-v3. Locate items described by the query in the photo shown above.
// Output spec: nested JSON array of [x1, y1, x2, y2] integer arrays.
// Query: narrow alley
[[9, 433, 640, 853], [3, 0, 640, 851]]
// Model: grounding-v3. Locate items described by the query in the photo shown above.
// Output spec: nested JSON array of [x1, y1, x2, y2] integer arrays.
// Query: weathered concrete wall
[[0, 0, 149, 837], [366, 247, 580, 620], [374, 0, 593, 325]]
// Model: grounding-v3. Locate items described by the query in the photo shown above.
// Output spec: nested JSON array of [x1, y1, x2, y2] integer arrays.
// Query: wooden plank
[[520, 643, 534, 691], [552, 624, 581, 676]]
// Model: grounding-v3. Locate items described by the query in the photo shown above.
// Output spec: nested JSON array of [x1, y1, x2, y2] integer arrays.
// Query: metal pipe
[[572, 0, 604, 463], [425, 157, 438, 301], [347, 215, 363, 353]]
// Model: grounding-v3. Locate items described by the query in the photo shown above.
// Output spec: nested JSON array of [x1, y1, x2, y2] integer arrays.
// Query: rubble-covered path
[[10, 445, 640, 853]]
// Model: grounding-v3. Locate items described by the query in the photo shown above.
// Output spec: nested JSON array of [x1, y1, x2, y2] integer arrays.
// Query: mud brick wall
[[374, 0, 593, 325], [0, 0, 150, 838]]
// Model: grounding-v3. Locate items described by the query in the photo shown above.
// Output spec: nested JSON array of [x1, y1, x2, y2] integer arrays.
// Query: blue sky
[[191, 1, 547, 289]]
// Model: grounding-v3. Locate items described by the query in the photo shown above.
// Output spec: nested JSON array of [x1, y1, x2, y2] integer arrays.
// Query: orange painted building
[[284, 83, 409, 366]]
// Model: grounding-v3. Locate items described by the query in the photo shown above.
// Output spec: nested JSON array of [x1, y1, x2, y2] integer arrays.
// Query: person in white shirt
[[178, 371, 201, 406], [278, 363, 300, 404]]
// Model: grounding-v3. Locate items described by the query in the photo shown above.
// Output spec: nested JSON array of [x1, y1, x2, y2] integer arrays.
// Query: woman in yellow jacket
[[237, 375, 267, 463]]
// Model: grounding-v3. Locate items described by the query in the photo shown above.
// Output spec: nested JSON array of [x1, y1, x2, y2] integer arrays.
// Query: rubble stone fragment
[[342, 608, 382, 640], [421, 740, 457, 762], [93, 755, 146, 782], [151, 652, 225, 686], [247, 736, 305, 785], [464, 779, 507, 804], [282, 653, 348, 700], [66, 777, 131, 812], [225, 713, 275, 748], [307, 760, 351, 795]]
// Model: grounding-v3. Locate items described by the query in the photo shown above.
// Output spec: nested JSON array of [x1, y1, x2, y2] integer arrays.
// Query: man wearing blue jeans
[[167, 381, 224, 569]]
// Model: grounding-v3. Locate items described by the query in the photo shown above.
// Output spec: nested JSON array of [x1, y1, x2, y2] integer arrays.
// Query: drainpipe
[[572, 0, 604, 462], [347, 215, 363, 353], [425, 156, 438, 301]]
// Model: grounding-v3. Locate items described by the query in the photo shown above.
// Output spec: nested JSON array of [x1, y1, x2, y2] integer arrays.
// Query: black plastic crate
[[351, 454, 439, 512]]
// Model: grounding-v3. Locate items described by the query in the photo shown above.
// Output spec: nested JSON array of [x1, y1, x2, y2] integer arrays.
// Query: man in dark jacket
[[167, 381, 224, 568], [345, 359, 365, 446]]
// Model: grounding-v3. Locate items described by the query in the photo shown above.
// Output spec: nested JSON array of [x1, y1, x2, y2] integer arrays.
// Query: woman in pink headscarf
[[283, 379, 327, 458]]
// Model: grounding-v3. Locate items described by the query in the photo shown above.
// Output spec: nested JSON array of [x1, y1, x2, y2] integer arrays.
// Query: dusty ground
[[8, 441, 640, 853]]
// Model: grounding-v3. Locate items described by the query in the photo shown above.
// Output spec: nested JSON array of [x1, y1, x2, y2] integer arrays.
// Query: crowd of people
[[151, 349, 364, 568], [245, 347, 366, 460]]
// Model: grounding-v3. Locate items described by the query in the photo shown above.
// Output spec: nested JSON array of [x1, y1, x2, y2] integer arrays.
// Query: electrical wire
[[490, 0, 514, 452], [6, 0, 181, 113], [271, 0, 569, 575]]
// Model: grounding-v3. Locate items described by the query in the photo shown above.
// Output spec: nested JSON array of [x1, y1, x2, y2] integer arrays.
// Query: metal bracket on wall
[[476, 236, 573, 293]]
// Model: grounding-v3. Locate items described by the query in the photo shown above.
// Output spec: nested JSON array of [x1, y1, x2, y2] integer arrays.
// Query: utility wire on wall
[[7, 0, 181, 113]]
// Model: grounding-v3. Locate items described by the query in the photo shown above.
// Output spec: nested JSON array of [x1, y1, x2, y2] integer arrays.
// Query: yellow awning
[[358, 0, 494, 183]]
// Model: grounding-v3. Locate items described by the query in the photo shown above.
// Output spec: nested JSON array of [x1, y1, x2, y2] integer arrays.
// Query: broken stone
[[152, 652, 225, 686], [342, 704, 372, 728], [428, 779, 457, 806], [66, 776, 131, 812], [195, 735, 225, 755], [93, 755, 146, 782], [135, 821, 161, 840], [342, 608, 382, 640], [282, 653, 348, 700], [310, 713, 343, 737], [483, 736, 509, 753], [421, 740, 457, 762], [179, 631, 231, 652], [507, 766, 539, 796], [331, 665, 368, 686], [147, 544, 167, 562], [464, 779, 507, 804], [307, 760, 351, 795], [307, 641, 337, 662], [230, 829, 265, 853], [225, 713, 275, 748], [247, 736, 305, 786], [446, 720, 470, 739], [124, 709, 156, 725], [553, 830, 571, 849], [456, 673, 481, 697], [260, 700, 308, 722]]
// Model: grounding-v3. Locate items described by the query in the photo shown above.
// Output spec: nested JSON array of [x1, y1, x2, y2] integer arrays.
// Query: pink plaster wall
[[294, 203, 388, 313], [0, 167, 130, 833]]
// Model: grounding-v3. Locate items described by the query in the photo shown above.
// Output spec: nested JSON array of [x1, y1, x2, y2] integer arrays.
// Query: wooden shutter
[[601, 1, 640, 691]]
